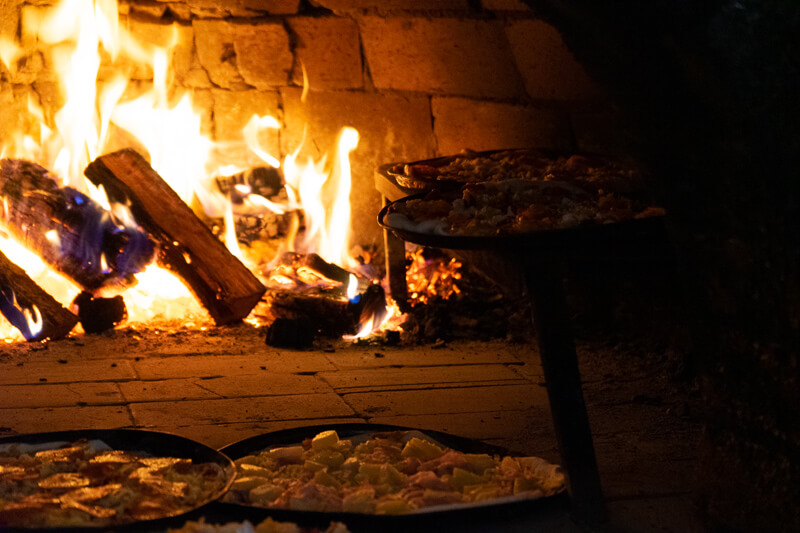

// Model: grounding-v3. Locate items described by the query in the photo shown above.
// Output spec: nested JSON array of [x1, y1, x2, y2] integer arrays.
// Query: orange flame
[[0, 0, 398, 340]]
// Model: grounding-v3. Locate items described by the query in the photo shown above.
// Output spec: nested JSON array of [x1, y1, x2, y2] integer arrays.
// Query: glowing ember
[[406, 248, 463, 306]]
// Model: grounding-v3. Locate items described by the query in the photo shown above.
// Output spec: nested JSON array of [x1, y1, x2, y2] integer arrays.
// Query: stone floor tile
[[132, 353, 334, 380], [606, 494, 705, 533], [369, 408, 555, 443], [0, 405, 133, 435], [118, 379, 221, 402], [318, 364, 527, 392], [586, 402, 689, 437], [0, 359, 136, 385], [0, 382, 123, 408], [152, 417, 367, 449], [129, 393, 354, 426], [197, 374, 335, 398], [325, 341, 523, 369], [344, 383, 549, 417]]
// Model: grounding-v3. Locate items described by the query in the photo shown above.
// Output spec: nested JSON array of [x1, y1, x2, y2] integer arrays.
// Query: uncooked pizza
[[0, 438, 228, 528], [170, 516, 350, 533], [223, 429, 564, 514]]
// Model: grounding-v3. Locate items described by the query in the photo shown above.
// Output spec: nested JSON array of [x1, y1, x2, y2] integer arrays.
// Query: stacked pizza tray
[[377, 148, 667, 254], [0, 424, 568, 532]]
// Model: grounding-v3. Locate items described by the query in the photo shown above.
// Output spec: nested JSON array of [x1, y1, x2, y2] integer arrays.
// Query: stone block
[[324, 340, 522, 369], [370, 409, 555, 443], [193, 20, 245, 89], [343, 383, 549, 416], [233, 22, 293, 89], [212, 89, 281, 167], [0, 84, 43, 144], [0, 406, 133, 434], [194, 19, 292, 90], [281, 87, 435, 247], [197, 374, 335, 398], [287, 17, 362, 90], [0, 0, 23, 39], [318, 364, 526, 392], [506, 19, 603, 101], [129, 393, 355, 426], [432, 96, 573, 154], [118, 379, 221, 402], [123, 20, 196, 86], [0, 359, 136, 385], [0, 383, 123, 409], [241, 0, 301, 15], [133, 353, 335, 380], [310, 0, 469, 12], [360, 16, 525, 99]]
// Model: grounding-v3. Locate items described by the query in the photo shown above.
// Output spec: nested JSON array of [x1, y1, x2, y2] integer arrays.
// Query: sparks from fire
[[0, 0, 399, 340]]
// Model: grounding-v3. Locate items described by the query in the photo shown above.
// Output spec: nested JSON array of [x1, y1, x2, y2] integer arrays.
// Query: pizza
[[170, 516, 350, 533], [0, 438, 228, 528], [384, 149, 664, 236], [223, 429, 564, 514], [391, 150, 643, 189], [385, 179, 665, 237]]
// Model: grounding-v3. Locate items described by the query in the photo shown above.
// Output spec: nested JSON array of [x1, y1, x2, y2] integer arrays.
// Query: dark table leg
[[523, 254, 606, 529], [382, 196, 409, 311]]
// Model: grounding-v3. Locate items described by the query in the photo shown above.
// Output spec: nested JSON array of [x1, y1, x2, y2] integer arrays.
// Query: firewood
[[264, 287, 358, 336], [0, 250, 78, 341], [0, 159, 155, 290], [84, 149, 266, 325], [275, 251, 357, 286]]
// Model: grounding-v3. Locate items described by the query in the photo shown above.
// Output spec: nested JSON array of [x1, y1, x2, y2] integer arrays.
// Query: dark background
[[523, 1, 800, 530]]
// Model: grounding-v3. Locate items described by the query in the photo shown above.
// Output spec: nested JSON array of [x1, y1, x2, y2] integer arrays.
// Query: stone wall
[[0, 0, 615, 249]]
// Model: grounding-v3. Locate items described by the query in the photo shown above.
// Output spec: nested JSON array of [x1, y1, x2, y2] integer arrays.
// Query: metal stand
[[375, 167, 607, 530]]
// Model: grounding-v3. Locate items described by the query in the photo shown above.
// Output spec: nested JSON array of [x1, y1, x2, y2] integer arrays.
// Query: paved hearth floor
[[0, 325, 703, 532]]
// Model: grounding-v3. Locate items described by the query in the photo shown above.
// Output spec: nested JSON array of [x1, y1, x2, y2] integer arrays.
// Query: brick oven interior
[[1, 1, 798, 532]]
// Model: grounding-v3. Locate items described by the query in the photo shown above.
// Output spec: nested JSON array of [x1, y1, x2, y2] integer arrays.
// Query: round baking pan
[[0, 429, 236, 532], [379, 148, 638, 192], [378, 193, 668, 256], [211, 423, 569, 533]]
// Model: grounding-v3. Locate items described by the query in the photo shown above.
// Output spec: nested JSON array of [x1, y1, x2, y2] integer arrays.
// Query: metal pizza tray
[[378, 148, 638, 192], [378, 193, 668, 255], [210, 423, 569, 533], [0, 429, 237, 532]]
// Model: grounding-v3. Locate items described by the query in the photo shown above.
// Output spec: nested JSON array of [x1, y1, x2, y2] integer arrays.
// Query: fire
[[406, 248, 463, 306], [0, 0, 397, 341]]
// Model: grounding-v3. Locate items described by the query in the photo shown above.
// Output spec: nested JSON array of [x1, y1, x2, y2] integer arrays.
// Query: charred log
[[215, 167, 299, 244], [274, 251, 360, 287], [84, 149, 266, 325], [0, 250, 78, 341], [265, 317, 315, 350], [72, 291, 127, 334], [0, 159, 155, 290], [264, 288, 358, 337]]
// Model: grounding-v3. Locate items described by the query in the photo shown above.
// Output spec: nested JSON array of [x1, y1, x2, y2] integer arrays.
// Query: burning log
[[0, 159, 155, 290], [274, 251, 358, 288], [0, 250, 78, 341], [264, 282, 386, 338], [84, 149, 266, 325]]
